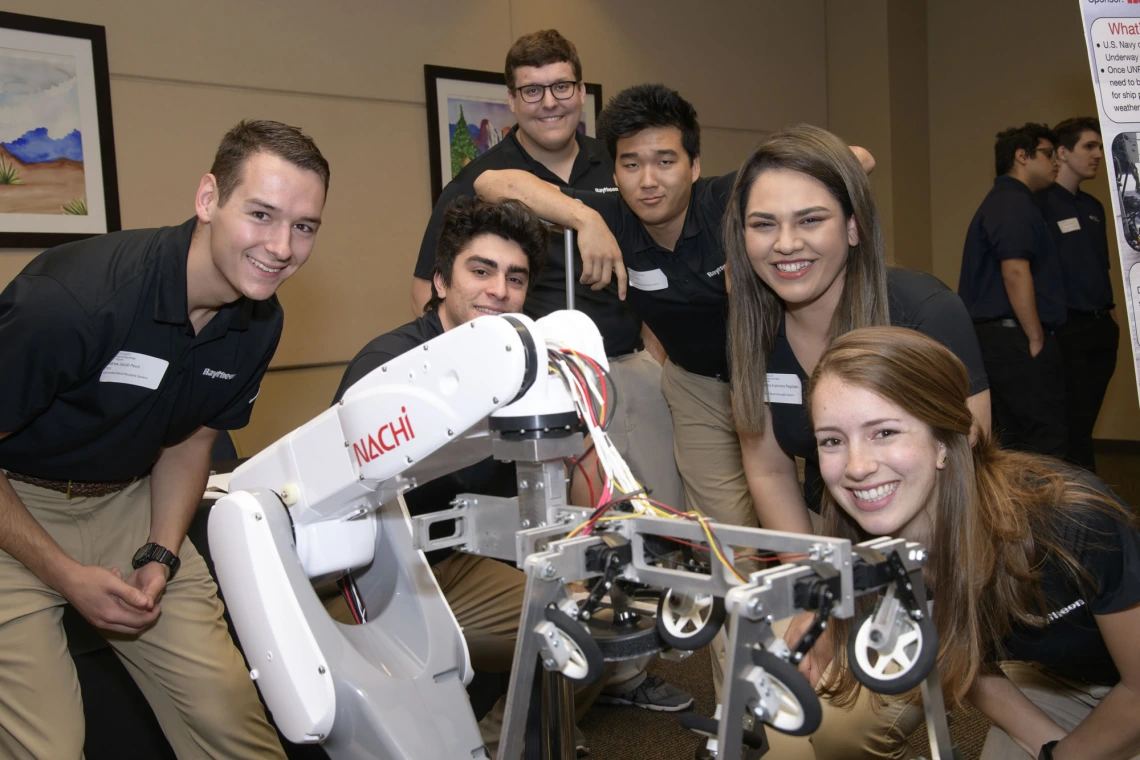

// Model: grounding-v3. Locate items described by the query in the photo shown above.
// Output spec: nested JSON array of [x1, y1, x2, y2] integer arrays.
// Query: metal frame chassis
[[411, 439, 956, 760]]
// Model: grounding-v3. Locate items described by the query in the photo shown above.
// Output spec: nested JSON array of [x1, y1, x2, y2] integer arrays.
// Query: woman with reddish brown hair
[[800, 326, 1140, 760]]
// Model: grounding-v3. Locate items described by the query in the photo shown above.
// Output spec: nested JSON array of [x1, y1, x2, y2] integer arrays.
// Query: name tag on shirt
[[1056, 217, 1081, 234], [628, 268, 669, 292], [99, 351, 169, 390], [764, 373, 803, 404]]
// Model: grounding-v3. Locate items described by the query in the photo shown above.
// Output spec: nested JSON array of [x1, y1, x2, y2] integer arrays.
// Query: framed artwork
[[424, 64, 602, 204], [0, 11, 120, 248]]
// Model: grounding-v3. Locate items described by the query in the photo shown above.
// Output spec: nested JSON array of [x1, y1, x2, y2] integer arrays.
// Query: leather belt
[[5, 471, 137, 499]]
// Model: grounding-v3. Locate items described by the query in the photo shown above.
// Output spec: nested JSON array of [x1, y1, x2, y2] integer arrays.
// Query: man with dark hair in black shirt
[[341, 196, 640, 755], [409, 30, 685, 529], [958, 123, 1068, 457], [1039, 117, 1118, 473], [0, 119, 328, 759]]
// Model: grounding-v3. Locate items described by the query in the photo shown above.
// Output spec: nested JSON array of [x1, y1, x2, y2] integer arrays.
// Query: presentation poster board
[[1080, 0, 1140, 408]]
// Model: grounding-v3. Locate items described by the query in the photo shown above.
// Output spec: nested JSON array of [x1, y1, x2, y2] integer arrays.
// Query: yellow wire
[[698, 516, 748, 584]]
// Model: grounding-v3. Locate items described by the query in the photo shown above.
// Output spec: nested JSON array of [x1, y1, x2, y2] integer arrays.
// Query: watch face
[[132, 544, 153, 566]]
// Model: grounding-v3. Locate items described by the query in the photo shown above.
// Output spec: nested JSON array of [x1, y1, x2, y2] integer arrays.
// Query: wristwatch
[[132, 542, 181, 579], [1038, 740, 1060, 760]]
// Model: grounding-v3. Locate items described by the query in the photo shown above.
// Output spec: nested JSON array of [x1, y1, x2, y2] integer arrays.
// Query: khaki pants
[[763, 660, 1138, 760], [659, 359, 755, 528], [660, 359, 756, 698], [327, 550, 605, 754], [0, 479, 284, 760], [607, 350, 684, 511]]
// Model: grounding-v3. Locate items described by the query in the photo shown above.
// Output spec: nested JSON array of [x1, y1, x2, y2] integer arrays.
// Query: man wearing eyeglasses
[[408, 30, 692, 720], [957, 123, 1068, 457]]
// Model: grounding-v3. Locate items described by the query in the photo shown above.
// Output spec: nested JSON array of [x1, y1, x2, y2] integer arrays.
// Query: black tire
[[846, 604, 937, 695], [679, 713, 767, 750], [749, 648, 822, 737], [543, 606, 605, 687], [655, 589, 726, 651]]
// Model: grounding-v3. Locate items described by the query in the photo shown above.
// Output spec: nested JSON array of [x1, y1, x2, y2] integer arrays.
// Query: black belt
[[1067, 309, 1112, 319], [975, 319, 1057, 334]]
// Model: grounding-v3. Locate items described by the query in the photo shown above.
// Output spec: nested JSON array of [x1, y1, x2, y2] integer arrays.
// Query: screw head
[[318, 665, 326, 674], [542, 565, 557, 578], [254, 513, 263, 521], [543, 658, 556, 669]]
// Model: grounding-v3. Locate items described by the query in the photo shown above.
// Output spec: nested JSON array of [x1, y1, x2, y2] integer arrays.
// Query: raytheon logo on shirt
[[594, 187, 620, 193], [202, 368, 237, 380], [353, 406, 417, 466]]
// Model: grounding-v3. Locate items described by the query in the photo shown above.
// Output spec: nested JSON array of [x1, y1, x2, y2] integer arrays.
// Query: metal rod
[[564, 227, 575, 310]]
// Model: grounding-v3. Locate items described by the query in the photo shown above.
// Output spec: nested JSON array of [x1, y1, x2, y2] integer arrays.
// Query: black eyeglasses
[[1034, 146, 1056, 159], [513, 81, 579, 103]]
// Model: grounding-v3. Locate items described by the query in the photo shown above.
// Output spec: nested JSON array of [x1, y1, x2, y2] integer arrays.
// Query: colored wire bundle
[[548, 347, 748, 585]]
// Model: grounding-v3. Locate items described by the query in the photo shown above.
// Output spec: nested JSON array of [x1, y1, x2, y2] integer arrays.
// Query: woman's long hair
[[724, 124, 888, 435], [809, 327, 1133, 708]]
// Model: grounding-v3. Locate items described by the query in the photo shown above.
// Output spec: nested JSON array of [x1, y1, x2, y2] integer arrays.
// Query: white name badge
[[99, 351, 169, 390], [1057, 217, 1081, 234], [627, 268, 669, 292], [764, 373, 803, 405]]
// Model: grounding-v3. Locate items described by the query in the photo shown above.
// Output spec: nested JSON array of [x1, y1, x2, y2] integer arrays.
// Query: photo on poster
[[1112, 132, 1140, 251]]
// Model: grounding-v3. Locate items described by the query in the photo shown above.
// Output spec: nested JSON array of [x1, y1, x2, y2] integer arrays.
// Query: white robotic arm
[[208, 310, 604, 758]]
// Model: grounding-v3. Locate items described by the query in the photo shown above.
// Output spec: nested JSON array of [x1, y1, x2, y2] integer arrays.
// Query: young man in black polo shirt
[[476, 84, 751, 532], [0, 120, 328, 759], [339, 196, 620, 755], [1039, 117, 1118, 472], [957, 123, 1068, 458], [409, 30, 685, 526]]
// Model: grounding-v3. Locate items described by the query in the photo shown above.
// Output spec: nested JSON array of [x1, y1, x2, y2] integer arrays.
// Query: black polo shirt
[[0, 218, 282, 482], [1038, 183, 1114, 312], [997, 469, 1140, 686], [769, 268, 989, 508], [332, 309, 518, 565], [413, 130, 643, 357], [564, 173, 736, 379], [957, 176, 1067, 331]]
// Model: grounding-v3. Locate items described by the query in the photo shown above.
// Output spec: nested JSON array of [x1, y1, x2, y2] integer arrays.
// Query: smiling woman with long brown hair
[[802, 327, 1140, 760], [722, 124, 992, 538]]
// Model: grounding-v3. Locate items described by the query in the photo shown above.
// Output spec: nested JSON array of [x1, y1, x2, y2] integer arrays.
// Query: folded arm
[[475, 169, 628, 298]]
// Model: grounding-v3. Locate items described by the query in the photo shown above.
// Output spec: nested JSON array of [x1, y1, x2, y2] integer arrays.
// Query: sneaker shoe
[[596, 674, 694, 712], [574, 726, 590, 757]]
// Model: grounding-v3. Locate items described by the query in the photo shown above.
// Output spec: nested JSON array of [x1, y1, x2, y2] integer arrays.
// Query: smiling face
[[196, 151, 325, 304], [743, 168, 856, 311], [812, 374, 945, 543], [613, 126, 700, 231], [433, 233, 530, 330], [507, 61, 585, 155]]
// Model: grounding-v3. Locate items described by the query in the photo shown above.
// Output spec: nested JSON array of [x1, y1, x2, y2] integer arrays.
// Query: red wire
[[339, 579, 362, 624], [575, 458, 596, 507]]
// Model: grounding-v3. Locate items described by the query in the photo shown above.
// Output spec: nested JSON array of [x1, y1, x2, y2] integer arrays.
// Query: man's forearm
[[0, 470, 80, 590], [1001, 261, 1044, 343], [147, 427, 217, 554], [474, 169, 599, 231]]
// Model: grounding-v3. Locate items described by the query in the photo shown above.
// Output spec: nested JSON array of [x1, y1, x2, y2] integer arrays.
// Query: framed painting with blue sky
[[0, 11, 120, 248], [424, 65, 602, 205]]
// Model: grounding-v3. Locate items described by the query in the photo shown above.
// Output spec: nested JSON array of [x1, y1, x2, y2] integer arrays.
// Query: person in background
[[1039, 117, 1117, 473], [957, 123, 1066, 458]]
